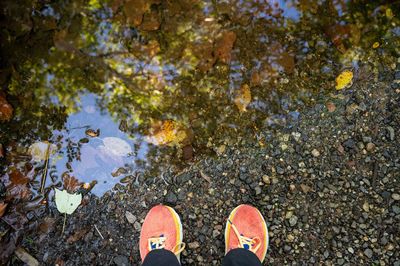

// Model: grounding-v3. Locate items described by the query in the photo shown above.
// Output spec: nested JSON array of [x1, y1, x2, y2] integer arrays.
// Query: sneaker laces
[[148, 234, 185, 255], [228, 220, 261, 253]]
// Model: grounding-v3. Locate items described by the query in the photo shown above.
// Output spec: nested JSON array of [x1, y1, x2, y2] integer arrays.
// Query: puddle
[[0, 1, 399, 258]]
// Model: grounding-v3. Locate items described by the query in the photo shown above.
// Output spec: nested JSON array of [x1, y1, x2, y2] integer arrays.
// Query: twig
[[94, 224, 104, 239], [61, 213, 67, 235], [40, 142, 51, 193]]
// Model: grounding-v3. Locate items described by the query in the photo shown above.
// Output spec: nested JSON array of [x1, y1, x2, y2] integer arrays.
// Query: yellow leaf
[[372, 42, 380, 49], [234, 84, 251, 112], [146, 120, 188, 146], [386, 8, 393, 19], [335, 70, 353, 90]]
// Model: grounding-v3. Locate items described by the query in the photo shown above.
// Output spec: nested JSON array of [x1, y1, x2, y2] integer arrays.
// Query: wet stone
[[114, 255, 129, 266], [364, 248, 373, 258], [165, 191, 178, 205], [289, 215, 298, 226], [343, 139, 355, 149]]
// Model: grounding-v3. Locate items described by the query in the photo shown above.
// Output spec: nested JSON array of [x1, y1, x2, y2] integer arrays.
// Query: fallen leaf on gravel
[[54, 258, 65, 266], [0, 202, 7, 217], [200, 171, 211, 183], [234, 84, 251, 112], [67, 227, 90, 244], [55, 189, 82, 215], [14, 247, 39, 266], [326, 102, 336, 112], [335, 70, 353, 90], [39, 217, 56, 234]]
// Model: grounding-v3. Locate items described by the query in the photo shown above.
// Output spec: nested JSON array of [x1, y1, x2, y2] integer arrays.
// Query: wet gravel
[[17, 70, 400, 265]]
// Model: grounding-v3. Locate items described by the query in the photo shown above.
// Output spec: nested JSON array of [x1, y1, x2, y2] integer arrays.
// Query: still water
[[0, 0, 399, 251]]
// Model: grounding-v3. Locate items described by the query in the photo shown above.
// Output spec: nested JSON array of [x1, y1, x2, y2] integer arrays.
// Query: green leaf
[[55, 189, 82, 215]]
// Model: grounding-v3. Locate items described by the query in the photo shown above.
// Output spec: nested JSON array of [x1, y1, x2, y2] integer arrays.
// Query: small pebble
[[311, 149, 320, 157]]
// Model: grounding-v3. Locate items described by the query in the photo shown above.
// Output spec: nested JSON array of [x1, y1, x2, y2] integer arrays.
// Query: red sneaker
[[139, 205, 185, 262], [224, 204, 269, 262]]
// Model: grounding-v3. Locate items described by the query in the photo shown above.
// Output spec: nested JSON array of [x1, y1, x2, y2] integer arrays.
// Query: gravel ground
[[17, 69, 400, 265]]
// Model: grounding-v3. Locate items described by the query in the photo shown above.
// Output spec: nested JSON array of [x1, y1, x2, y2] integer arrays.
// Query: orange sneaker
[[224, 204, 269, 262], [139, 205, 185, 262]]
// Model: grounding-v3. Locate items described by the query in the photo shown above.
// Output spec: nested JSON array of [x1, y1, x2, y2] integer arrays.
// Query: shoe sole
[[224, 204, 269, 262], [165, 205, 184, 262]]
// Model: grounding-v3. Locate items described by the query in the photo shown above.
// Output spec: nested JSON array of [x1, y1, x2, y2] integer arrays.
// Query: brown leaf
[[39, 217, 56, 234], [234, 84, 252, 112], [326, 102, 336, 112], [139, 10, 160, 31], [215, 31, 237, 64], [67, 227, 90, 244], [250, 71, 261, 86], [9, 170, 29, 185], [0, 202, 7, 217], [0, 94, 13, 122], [14, 247, 39, 266], [0, 143, 4, 158], [196, 42, 216, 72], [277, 51, 295, 74], [182, 145, 193, 161], [124, 0, 150, 26], [55, 258, 65, 266], [62, 174, 81, 193]]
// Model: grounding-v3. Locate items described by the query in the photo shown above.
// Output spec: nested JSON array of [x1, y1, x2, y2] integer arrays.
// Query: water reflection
[[0, 0, 399, 260], [50, 94, 147, 196]]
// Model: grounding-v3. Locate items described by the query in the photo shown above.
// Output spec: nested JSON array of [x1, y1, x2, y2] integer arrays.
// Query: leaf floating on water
[[215, 31, 237, 64], [102, 137, 132, 156], [0, 93, 13, 122], [62, 174, 81, 193], [335, 70, 353, 90], [54, 189, 82, 215], [234, 84, 252, 112], [85, 128, 100, 137], [0, 143, 4, 158], [146, 120, 189, 146], [28, 142, 57, 162], [386, 8, 393, 19]]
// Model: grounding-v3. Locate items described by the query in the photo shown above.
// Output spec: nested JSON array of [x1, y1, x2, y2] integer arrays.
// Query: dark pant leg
[[222, 248, 262, 266], [142, 249, 180, 266]]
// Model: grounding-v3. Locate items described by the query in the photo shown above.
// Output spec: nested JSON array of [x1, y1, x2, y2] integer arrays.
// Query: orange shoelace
[[228, 220, 261, 253]]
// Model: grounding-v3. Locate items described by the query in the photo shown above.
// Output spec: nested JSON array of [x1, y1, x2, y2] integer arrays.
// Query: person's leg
[[142, 249, 180, 266], [223, 205, 269, 265], [222, 248, 262, 266], [139, 205, 185, 265]]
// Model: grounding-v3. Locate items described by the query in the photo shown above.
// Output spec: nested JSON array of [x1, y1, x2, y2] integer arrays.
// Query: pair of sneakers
[[139, 204, 269, 263]]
